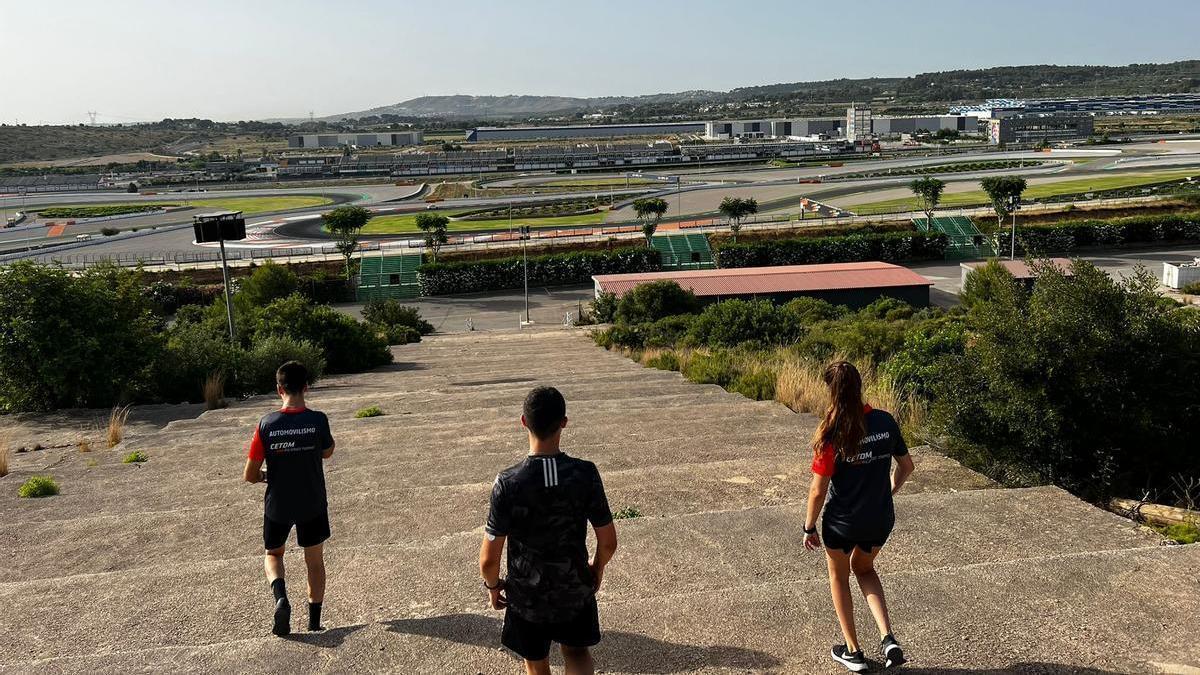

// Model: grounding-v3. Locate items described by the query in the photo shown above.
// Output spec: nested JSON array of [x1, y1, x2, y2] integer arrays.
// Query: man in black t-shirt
[[243, 361, 335, 637], [480, 386, 618, 675]]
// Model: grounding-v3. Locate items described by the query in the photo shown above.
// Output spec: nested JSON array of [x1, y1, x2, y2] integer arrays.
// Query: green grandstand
[[357, 253, 422, 301], [913, 215, 995, 259], [652, 234, 716, 270]]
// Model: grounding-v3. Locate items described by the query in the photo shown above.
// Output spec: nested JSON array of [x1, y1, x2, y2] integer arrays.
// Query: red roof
[[960, 258, 1073, 279], [593, 262, 932, 298]]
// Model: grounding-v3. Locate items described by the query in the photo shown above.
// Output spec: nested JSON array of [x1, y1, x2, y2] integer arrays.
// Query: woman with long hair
[[803, 361, 915, 672]]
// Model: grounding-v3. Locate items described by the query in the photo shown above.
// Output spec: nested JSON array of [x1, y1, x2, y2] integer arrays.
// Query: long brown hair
[[811, 361, 866, 459]]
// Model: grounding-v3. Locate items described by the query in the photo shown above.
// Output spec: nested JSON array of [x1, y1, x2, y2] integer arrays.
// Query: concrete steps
[[0, 329, 1190, 673]]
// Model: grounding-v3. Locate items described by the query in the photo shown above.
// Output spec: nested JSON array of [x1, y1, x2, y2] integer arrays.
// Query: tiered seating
[[913, 215, 996, 259], [652, 233, 715, 270], [356, 253, 422, 300]]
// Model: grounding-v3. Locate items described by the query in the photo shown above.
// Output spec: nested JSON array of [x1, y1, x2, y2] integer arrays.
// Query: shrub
[[683, 351, 740, 387], [961, 260, 1021, 310], [590, 292, 619, 323], [1182, 281, 1200, 295], [253, 294, 391, 374], [713, 231, 948, 269], [417, 248, 661, 295], [685, 300, 803, 348], [238, 262, 299, 307], [643, 351, 680, 371], [782, 297, 849, 324], [158, 321, 246, 403], [380, 324, 422, 345], [643, 315, 696, 348], [1014, 211, 1200, 255], [0, 263, 163, 412], [0, 437, 8, 477], [730, 368, 777, 401], [243, 335, 326, 394], [18, 475, 59, 498], [355, 405, 383, 418], [363, 299, 433, 335], [612, 506, 643, 520], [100, 227, 119, 236], [614, 281, 701, 325], [122, 450, 147, 464]]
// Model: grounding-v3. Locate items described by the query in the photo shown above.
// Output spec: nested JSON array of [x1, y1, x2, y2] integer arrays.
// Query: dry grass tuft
[[78, 438, 92, 453], [0, 431, 9, 478], [106, 405, 132, 448], [203, 372, 227, 411]]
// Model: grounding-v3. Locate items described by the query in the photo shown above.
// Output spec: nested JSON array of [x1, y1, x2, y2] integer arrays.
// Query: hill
[[323, 60, 1200, 120]]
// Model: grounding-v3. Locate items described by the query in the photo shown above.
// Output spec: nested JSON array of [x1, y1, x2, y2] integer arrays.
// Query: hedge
[[713, 231, 948, 269], [417, 248, 661, 295], [1016, 212, 1200, 255]]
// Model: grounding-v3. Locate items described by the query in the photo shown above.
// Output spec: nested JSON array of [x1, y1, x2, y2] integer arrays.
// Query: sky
[[2, 0, 1197, 125]]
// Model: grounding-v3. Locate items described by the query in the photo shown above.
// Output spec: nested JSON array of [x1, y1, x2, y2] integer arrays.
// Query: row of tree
[[632, 196, 760, 245], [909, 175, 1029, 230]]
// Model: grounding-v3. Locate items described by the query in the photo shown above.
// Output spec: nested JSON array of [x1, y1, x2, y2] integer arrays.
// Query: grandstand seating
[[652, 233, 716, 270], [913, 215, 995, 259], [356, 253, 422, 301]]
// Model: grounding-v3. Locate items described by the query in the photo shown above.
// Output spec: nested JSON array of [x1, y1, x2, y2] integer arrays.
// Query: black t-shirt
[[485, 452, 613, 623], [811, 406, 908, 541], [248, 407, 334, 522]]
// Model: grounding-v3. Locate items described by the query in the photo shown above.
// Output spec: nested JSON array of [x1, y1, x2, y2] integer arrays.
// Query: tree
[[719, 197, 758, 242], [415, 212, 450, 262], [980, 175, 1027, 230], [322, 206, 372, 279], [126, 182, 138, 193], [909, 177, 945, 230], [632, 197, 669, 247], [959, 259, 1020, 310]]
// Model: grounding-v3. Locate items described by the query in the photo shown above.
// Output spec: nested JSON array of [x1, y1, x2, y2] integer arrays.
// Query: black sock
[[308, 602, 322, 630], [271, 578, 287, 603]]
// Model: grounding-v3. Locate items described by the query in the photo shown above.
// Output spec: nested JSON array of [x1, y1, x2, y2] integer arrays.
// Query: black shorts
[[822, 523, 891, 555], [502, 597, 601, 662], [263, 512, 330, 550]]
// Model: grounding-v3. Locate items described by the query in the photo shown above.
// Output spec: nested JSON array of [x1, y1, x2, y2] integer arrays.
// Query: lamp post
[[520, 225, 531, 325], [192, 211, 247, 342]]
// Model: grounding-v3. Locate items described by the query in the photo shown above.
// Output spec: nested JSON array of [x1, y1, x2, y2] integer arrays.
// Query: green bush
[[0, 263, 162, 411], [18, 475, 59, 498], [730, 368, 777, 401], [1015, 212, 1200, 255], [363, 299, 433, 335], [157, 321, 246, 403], [590, 292, 619, 323], [615, 281, 701, 325], [644, 351, 680, 371], [961, 260, 1022, 310], [612, 506, 643, 520], [100, 227, 119, 236], [683, 350, 740, 387], [238, 262, 299, 307], [39, 204, 163, 218], [1153, 522, 1200, 545], [1180, 281, 1200, 295], [253, 294, 392, 374], [782, 297, 849, 324], [122, 450, 147, 464], [380, 324, 422, 345], [713, 231, 948, 269], [142, 281, 224, 316], [644, 315, 696, 348], [685, 300, 804, 348], [243, 335, 326, 394], [417, 248, 661, 295], [355, 405, 383, 418]]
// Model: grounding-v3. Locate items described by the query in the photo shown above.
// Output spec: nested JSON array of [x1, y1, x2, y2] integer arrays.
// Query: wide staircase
[[356, 253, 422, 301], [1, 331, 1197, 673], [913, 215, 996, 259], [652, 233, 716, 271]]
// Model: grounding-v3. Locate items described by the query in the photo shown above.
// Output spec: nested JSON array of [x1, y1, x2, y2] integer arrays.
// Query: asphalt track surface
[[3, 140, 1199, 262]]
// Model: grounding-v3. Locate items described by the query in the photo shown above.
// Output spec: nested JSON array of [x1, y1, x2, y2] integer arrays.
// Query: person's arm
[[590, 522, 618, 592], [322, 442, 335, 460], [479, 535, 507, 610], [243, 425, 266, 483], [320, 414, 335, 459], [804, 443, 835, 551], [892, 454, 914, 495]]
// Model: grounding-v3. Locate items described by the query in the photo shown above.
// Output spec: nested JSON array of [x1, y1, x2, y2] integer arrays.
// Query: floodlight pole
[[1009, 195, 1020, 260], [521, 226, 530, 324], [218, 238, 236, 342]]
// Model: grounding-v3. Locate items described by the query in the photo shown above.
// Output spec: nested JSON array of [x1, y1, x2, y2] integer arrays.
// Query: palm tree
[[718, 197, 758, 242], [632, 197, 669, 247]]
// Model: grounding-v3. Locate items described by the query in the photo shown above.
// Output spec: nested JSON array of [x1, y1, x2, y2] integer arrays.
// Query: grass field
[[31, 195, 333, 217], [362, 209, 608, 234], [845, 169, 1200, 214], [535, 177, 662, 188]]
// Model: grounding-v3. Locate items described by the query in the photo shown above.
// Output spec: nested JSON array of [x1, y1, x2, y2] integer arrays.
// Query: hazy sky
[[2, 0, 1197, 124]]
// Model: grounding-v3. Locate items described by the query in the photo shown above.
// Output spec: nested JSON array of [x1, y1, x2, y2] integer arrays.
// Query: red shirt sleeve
[[811, 442, 836, 477], [248, 426, 265, 462]]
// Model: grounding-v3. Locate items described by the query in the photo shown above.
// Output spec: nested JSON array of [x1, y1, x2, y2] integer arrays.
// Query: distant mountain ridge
[[316, 60, 1200, 121]]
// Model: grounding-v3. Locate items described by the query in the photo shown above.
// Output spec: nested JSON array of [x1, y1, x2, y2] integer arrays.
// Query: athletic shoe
[[831, 644, 869, 672], [272, 598, 291, 637], [881, 633, 906, 668]]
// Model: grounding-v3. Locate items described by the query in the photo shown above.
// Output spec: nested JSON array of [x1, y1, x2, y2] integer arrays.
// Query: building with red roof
[[593, 262, 933, 308]]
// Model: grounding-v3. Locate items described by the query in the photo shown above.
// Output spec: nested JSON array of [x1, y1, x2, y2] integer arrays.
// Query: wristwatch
[[483, 578, 503, 590], [803, 525, 817, 535]]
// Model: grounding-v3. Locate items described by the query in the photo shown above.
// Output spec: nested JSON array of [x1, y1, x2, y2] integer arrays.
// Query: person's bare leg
[[850, 546, 893, 639], [523, 658, 551, 675], [562, 645, 595, 675], [825, 548, 860, 652], [265, 546, 285, 583], [303, 543, 326, 603]]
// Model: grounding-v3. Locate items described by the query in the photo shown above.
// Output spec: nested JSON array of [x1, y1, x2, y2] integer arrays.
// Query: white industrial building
[[704, 108, 974, 141], [287, 131, 424, 149]]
